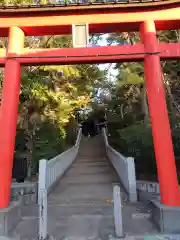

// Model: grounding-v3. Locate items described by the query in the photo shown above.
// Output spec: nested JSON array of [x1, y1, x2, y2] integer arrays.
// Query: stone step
[[21, 204, 114, 218], [59, 174, 119, 184], [70, 163, 113, 169], [51, 214, 114, 239], [78, 148, 105, 150], [66, 167, 116, 175], [63, 172, 118, 178], [78, 151, 105, 155], [79, 147, 104, 149], [48, 194, 127, 207], [63, 164, 117, 173], [48, 198, 114, 206], [75, 157, 108, 162], [122, 204, 158, 235], [50, 183, 115, 198], [71, 164, 112, 170], [71, 162, 112, 167], [11, 214, 115, 240], [72, 161, 110, 166], [48, 182, 124, 199], [61, 166, 119, 180], [78, 151, 105, 154], [77, 155, 106, 159], [19, 203, 158, 237], [123, 201, 153, 214], [123, 217, 158, 235]]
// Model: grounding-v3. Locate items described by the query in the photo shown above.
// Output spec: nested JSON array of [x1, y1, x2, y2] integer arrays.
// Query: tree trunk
[[21, 113, 36, 179], [139, 85, 149, 126], [142, 87, 149, 126], [120, 104, 124, 120], [26, 132, 34, 178], [164, 80, 176, 129]]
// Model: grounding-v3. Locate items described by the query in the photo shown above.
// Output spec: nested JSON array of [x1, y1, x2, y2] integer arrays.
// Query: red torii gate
[[0, 0, 180, 208]]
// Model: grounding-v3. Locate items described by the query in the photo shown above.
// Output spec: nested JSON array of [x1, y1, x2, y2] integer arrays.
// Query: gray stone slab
[[138, 190, 160, 202], [122, 204, 158, 235], [151, 199, 180, 233], [60, 174, 118, 184], [10, 217, 38, 240], [13, 135, 164, 239], [11, 182, 37, 196], [10, 182, 38, 203], [21, 204, 113, 218], [50, 214, 115, 240], [49, 183, 114, 200], [18, 193, 37, 205], [12, 136, 120, 239], [0, 201, 21, 236], [11, 214, 114, 240]]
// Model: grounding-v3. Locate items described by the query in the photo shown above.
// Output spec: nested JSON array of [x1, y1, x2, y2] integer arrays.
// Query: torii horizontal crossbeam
[[0, 43, 178, 66]]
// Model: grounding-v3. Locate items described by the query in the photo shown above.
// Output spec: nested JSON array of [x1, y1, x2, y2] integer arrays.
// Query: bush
[[14, 121, 77, 176], [108, 123, 180, 182]]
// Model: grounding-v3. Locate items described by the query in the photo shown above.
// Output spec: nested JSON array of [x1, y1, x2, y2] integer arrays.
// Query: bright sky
[[91, 34, 118, 82], [88, 34, 119, 99]]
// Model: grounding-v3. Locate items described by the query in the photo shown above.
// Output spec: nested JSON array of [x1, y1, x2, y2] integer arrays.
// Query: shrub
[[108, 123, 180, 182]]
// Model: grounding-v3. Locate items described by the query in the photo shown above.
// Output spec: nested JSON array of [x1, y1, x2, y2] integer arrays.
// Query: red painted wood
[[0, 43, 177, 66], [141, 20, 180, 206], [0, 27, 24, 208]]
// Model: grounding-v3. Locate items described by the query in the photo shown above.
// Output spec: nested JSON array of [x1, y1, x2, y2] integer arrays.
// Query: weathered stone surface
[[0, 201, 21, 236], [151, 200, 180, 233], [10, 182, 38, 203], [10, 136, 159, 239]]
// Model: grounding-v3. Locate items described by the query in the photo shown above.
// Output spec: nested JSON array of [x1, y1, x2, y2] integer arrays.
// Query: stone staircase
[[47, 136, 122, 239], [10, 135, 158, 240]]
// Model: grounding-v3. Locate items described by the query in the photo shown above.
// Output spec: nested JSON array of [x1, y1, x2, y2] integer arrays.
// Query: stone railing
[[11, 182, 38, 204], [137, 180, 160, 193], [38, 128, 82, 239], [102, 128, 137, 202], [136, 180, 160, 201], [38, 127, 82, 197]]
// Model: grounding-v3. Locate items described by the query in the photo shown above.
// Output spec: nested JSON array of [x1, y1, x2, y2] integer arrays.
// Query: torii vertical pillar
[[0, 27, 24, 208], [141, 21, 179, 206]]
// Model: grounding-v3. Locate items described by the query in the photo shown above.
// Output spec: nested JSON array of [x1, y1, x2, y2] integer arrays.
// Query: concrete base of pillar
[[19, 193, 37, 205], [0, 201, 21, 236], [11, 182, 38, 203], [151, 199, 180, 233], [138, 190, 160, 202]]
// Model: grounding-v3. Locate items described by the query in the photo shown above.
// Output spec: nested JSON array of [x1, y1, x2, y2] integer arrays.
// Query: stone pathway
[[11, 136, 122, 239], [10, 135, 159, 240]]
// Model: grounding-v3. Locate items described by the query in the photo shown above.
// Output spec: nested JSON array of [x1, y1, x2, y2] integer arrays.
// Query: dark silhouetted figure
[[82, 116, 98, 137], [12, 156, 27, 183], [82, 119, 89, 137], [88, 118, 97, 137]]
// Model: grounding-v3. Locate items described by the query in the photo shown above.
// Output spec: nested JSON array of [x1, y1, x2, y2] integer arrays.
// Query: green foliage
[[0, 15, 179, 183], [112, 124, 157, 180], [0, 0, 49, 5], [9, 34, 106, 178], [104, 30, 180, 182], [108, 124, 180, 182]]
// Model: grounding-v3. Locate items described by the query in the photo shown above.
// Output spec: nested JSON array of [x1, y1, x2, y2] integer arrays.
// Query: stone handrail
[[102, 128, 137, 202], [38, 128, 82, 197], [136, 180, 160, 194], [38, 128, 82, 239]]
